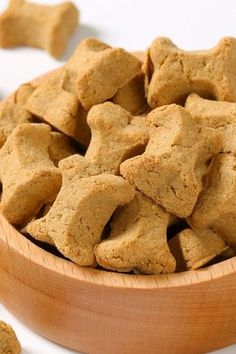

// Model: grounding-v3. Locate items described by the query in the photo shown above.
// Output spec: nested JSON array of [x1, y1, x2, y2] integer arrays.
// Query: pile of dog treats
[[1, 35, 236, 275]]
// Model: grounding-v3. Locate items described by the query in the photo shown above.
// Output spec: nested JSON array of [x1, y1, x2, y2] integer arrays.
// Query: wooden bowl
[[1, 64, 236, 354]]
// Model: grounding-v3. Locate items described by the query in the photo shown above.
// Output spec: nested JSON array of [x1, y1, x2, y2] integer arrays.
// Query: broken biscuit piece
[[25, 77, 90, 147], [49, 132, 76, 167], [169, 228, 228, 271], [0, 100, 33, 148], [121, 104, 222, 218], [189, 153, 236, 249], [95, 191, 176, 275], [0, 0, 79, 58], [112, 73, 147, 115], [0, 321, 21, 354], [145, 37, 236, 108], [28, 155, 135, 266], [85, 102, 149, 174], [62, 38, 141, 110], [0, 123, 62, 226]]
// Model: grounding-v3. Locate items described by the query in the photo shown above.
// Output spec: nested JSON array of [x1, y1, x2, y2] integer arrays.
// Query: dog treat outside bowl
[[1, 62, 236, 354]]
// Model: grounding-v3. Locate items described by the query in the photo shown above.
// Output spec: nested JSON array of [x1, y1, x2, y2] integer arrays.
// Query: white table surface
[[0, 0, 236, 352]]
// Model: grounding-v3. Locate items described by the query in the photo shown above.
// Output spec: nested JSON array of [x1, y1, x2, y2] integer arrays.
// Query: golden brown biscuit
[[0, 0, 79, 58], [0, 321, 21, 354], [28, 155, 135, 266], [169, 228, 228, 271], [112, 73, 147, 115], [13, 83, 35, 105], [185, 93, 236, 153], [121, 104, 222, 218], [85, 102, 149, 174], [0, 100, 33, 148], [49, 132, 76, 167], [0, 123, 62, 226], [95, 191, 176, 274], [62, 38, 142, 110], [185, 93, 236, 128], [25, 77, 90, 147], [189, 153, 236, 248], [145, 37, 236, 108]]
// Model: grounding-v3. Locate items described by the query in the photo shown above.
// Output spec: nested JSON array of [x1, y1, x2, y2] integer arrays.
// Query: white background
[[0, 0, 236, 353]]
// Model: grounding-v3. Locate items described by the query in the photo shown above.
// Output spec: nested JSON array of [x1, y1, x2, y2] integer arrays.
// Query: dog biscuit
[[0, 123, 62, 226], [85, 102, 149, 174], [95, 192, 176, 274], [169, 228, 228, 271], [62, 38, 141, 110], [0, 0, 79, 58], [13, 83, 35, 105], [25, 77, 90, 147], [28, 155, 135, 266], [0, 321, 21, 354], [185, 93, 236, 128], [145, 37, 236, 108], [0, 100, 33, 148], [189, 153, 236, 248], [49, 132, 76, 167], [121, 104, 222, 217], [112, 73, 147, 115], [185, 93, 236, 153]]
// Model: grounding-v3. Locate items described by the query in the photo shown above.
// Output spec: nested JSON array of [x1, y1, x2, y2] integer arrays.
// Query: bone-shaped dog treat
[[0, 0, 79, 58], [112, 73, 147, 115], [62, 38, 141, 110], [185, 93, 236, 128], [145, 37, 236, 108], [85, 102, 149, 174], [13, 83, 35, 105], [185, 93, 236, 153], [94, 191, 176, 274], [0, 123, 62, 226], [0, 100, 33, 148], [28, 155, 135, 266], [120, 104, 222, 218], [25, 77, 91, 147], [0, 321, 21, 354], [189, 153, 236, 248], [169, 228, 228, 271], [49, 132, 76, 167]]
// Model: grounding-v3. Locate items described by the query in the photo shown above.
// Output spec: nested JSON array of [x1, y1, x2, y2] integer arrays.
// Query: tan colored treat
[[189, 153, 236, 248], [25, 77, 90, 147], [95, 192, 176, 275], [0, 123, 62, 226], [28, 155, 135, 266], [49, 132, 76, 166], [25, 203, 54, 245], [85, 102, 149, 174], [0, 321, 21, 354], [145, 37, 236, 108], [0, 0, 79, 58], [0, 100, 33, 148], [13, 83, 35, 105], [62, 38, 141, 110], [112, 73, 147, 115], [185, 93, 236, 128], [169, 228, 228, 271], [185, 93, 236, 153], [121, 104, 222, 218]]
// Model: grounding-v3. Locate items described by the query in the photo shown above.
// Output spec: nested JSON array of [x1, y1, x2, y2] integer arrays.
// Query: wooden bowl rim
[[2, 62, 236, 291], [2, 204, 236, 291]]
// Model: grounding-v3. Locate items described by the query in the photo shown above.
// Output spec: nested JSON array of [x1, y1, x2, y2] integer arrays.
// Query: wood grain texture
[[0, 57, 236, 354]]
